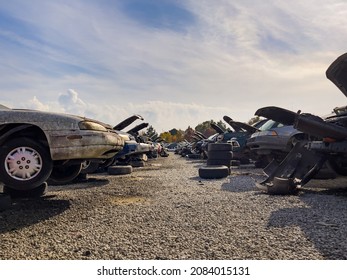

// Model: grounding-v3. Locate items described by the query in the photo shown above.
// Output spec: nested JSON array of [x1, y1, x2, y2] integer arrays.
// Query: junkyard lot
[[1, 154, 347, 260]]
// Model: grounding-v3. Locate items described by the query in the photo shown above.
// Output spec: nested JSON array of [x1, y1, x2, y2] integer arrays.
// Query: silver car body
[[0, 105, 124, 161]]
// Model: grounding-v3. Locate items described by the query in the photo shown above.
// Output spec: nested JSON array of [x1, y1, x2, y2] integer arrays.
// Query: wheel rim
[[4, 146, 43, 181]]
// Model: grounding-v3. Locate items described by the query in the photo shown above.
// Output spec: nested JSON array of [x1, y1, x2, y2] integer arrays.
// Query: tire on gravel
[[230, 160, 241, 167], [207, 151, 233, 160], [208, 143, 233, 152], [3, 182, 47, 198], [0, 193, 11, 212], [108, 165, 133, 175], [198, 165, 229, 179], [130, 161, 145, 168], [47, 163, 83, 186], [187, 154, 201, 159], [207, 159, 231, 166]]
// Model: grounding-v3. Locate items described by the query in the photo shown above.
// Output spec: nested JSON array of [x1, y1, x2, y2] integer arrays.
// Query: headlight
[[79, 121, 107, 131], [258, 130, 278, 136]]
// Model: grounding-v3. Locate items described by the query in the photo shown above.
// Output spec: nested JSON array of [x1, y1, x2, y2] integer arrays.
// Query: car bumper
[[246, 136, 288, 155], [48, 130, 125, 160]]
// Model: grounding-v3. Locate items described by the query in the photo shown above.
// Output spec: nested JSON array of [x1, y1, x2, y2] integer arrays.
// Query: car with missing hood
[[0, 104, 124, 196], [256, 52, 347, 194]]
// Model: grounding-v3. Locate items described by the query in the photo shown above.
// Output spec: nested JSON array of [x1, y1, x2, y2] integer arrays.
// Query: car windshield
[[258, 120, 284, 131]]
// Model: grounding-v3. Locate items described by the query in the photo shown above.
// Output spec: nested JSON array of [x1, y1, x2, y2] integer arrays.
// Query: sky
[[1, 0, 347, 132]]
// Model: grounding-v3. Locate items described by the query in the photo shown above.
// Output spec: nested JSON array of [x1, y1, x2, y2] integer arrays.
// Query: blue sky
[[1, 0, 347, 132]]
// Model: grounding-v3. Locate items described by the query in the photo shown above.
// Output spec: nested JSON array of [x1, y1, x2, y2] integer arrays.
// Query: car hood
[[0, 107, 114, 130], [127, 122, 149, 134], [255, 106, 297, 126], [210, 123, 225, 134], [326, 52, 347, 97], [113, 114, 144, 131], [223, 115, 243, 132]]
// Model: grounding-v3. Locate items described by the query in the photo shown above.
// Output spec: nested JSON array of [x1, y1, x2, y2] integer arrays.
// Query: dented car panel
[[0, 106, 124, 161]]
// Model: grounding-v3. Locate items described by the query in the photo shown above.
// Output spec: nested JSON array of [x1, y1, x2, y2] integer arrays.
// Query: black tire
[[80, 161, 100, 174], [199, 165, 229, 179], [47, 163, 83, 185], [130, 160, 145, 168], [207, 159, 231, 167], [230, 160, 241, 167], [207, 151, 233, 160], [0, 193, 11, 211], [208, 143, 233, 152], [108, 165, 133, 175], [187, 154, 201, 159], [0, 137, 53, 190], [3, 183, 47, 198], [327, 159, 347, 176]]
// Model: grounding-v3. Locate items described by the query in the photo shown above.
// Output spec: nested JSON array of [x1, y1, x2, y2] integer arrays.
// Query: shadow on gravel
[[267, 188, 347, 259], [48, 177, 110, 192], [0, 196, 70, 234]]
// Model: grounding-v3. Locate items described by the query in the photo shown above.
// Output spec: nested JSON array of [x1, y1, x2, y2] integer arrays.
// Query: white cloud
[[1, 0, 347, 132]]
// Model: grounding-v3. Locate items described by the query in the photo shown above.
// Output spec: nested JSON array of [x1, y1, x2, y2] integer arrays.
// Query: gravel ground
[[1, 153, 347, 260]]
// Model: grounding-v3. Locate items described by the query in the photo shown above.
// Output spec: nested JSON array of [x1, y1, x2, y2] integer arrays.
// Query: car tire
[[80, 161, 100, 174], [187, 154, 201, 159], [208, 143, 233, 152], [0, 193, 11, 211], [108, 165, 133, 175], [230, 160, 241, 167], [199, 165, 229, 179], [207, 159, 231, 166], [3, 183, 47, 198], [207, 151, 233, 160], [0, 137, 53, 190], [130, 160, 145, 168], [47, 163, 83, 185]]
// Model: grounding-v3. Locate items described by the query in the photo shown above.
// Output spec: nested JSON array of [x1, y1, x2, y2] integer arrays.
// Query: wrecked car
[[0, 104, 124, 196], [246, 116, 306, 167], [257, 52, 347, 194]]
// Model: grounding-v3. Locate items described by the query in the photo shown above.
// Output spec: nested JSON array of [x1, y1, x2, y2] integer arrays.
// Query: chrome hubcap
[[5, 147, 43, 181]]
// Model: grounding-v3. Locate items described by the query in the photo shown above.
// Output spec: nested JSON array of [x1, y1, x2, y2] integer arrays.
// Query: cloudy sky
[[1, 0, 347, 132]]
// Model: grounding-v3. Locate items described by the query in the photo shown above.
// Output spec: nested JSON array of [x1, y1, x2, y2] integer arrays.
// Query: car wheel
[[199, 165, 229, 179], [0, 137, 53, 190], [80, 161, 100, 174], [0, 193, 11, 211], [327, 159, 347, 176], [207, 159, 231, 166], [3, 183, 47, 198], [108, 165, 133, 175], [47, 163, 83, 185]]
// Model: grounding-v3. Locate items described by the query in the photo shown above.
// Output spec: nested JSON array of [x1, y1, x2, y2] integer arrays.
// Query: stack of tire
[[198, 143, 234, 179]]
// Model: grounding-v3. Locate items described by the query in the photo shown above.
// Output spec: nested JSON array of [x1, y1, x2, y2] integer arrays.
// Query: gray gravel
[[1, 154, 347, 260]]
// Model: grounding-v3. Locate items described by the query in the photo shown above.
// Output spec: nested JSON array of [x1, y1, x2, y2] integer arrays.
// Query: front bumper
[[48, 130, 125, 160]]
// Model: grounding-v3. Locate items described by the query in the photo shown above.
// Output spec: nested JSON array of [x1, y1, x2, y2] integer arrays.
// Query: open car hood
[[326, 52, 347, 97], [210, 123, 225, 134], [113, 114, 144, 131], [255, 106, 297, 126], [127, 122, 149, 134], [229, 121, 260, 134], [223, 115, 243, 132]]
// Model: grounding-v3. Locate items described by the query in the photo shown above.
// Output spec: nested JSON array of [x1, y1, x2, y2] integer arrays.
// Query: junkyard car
[[246, 113, 307, 167], [257, 52, 347, 194], [0, 104, 124, 195]]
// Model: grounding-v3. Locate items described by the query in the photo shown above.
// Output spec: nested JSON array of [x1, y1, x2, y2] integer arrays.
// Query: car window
[[258, 120, 283, 131]]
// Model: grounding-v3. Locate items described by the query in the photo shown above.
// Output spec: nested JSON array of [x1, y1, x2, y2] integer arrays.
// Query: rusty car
[[0, 104, 124, 196]]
